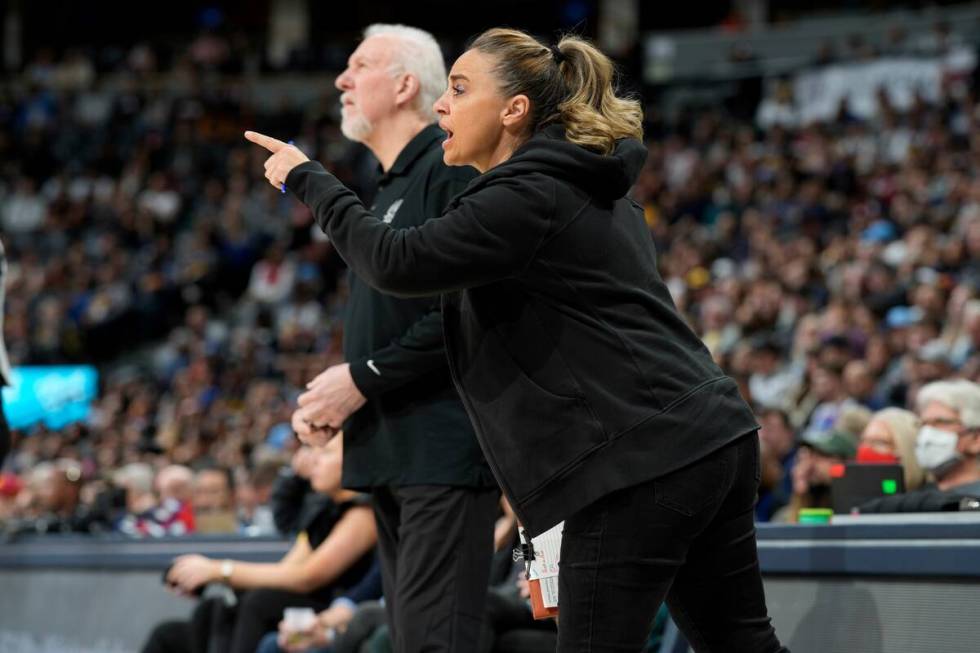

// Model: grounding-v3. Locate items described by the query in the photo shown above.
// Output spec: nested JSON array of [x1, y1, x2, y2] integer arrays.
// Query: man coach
[[285, 25, 498, 653]]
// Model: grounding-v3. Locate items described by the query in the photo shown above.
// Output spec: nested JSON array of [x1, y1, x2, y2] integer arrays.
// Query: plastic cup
[[798, 508, 833, 524], [283, 606, 317, 632]]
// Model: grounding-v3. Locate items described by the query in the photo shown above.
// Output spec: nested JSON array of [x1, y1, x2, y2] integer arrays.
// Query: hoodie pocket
[[476, 371, 606, 502]]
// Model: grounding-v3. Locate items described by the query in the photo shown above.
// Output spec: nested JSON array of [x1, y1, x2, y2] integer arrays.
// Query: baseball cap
[[885, 305, 923, 330], [800, 429, 858, 459], [861, 220, 897, 244]]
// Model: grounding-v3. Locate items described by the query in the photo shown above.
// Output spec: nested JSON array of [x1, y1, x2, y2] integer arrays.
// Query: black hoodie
[[287, 125, 759, 536]]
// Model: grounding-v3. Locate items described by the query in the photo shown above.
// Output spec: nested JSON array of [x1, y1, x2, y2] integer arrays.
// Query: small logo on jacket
[[382, 199, 404, 224]]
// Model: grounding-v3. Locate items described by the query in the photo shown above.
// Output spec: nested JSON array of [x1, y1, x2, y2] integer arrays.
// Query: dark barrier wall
[[1, 516, 979, 653], [0, 537, 290, 653]]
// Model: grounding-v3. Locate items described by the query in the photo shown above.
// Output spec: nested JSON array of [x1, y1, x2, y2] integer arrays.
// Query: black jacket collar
[[381, 124, 444, 180]]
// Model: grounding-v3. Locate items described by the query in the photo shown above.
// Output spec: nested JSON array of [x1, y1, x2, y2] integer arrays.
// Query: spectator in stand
[[191, 464, 239, 534], [155, 464, 197, 533], [779, 429, 856, 522], [856, 407, 926, 490], [157, 465, 195, 504], [748, 336, 803, 410], [116, 462, 192, 537], [23, 458, 85, 533], [142, 435, 377, 653], [843, 360, 886, 411], [800, 363, 854, 440], [236, 460, 280, 536], [860, 380, 980, 513], [914, 380, 980, 494], [248, 242, 298, 306], [949, 299, 980, 369], [756, 408, 799, 521], [270, 445, 331, 537]]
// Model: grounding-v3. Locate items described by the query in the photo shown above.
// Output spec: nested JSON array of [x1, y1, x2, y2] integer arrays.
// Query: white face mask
[[915, 426, 963, 477]]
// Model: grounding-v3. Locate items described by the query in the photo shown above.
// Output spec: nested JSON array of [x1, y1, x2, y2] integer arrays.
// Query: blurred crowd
[[632, 65, 980, 519], [0, 39, 378, 537], [2, 32, 980, 542]]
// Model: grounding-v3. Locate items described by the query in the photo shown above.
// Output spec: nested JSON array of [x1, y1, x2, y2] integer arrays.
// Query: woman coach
[[247, 28, 786, 653]]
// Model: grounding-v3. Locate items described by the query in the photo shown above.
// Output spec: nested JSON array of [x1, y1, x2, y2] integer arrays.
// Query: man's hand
[[244, 131, 310, 190], [297, 363, 367, 431], [291, 408, 337, 448]]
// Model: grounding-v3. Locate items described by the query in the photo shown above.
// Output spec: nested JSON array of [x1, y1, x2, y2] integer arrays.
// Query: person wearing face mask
[[913, 379, 980, 494], [247, 28, 787, 653], [859, 379, 980, 513], [855, 408, 926, 491]]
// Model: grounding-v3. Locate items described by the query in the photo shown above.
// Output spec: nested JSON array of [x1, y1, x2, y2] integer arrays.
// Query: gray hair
[[964, 299, 980, 323], [364, 24, 446, 120], [916, 379, 980, 429], [116, 462, 155, 495]]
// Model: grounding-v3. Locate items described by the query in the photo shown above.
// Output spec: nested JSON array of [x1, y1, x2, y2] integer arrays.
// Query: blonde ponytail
[[554, 36, 643, 154], [469, 29, 643, 155]]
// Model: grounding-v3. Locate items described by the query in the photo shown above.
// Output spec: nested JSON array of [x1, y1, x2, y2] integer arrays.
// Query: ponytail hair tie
[[549, 44, 566, 65]]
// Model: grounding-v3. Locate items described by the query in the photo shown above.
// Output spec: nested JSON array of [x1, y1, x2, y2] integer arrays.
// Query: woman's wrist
[[217, 559, 234, 584]]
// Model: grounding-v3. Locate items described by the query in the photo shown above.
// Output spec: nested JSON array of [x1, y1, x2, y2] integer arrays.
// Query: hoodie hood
[[461, 124, 648, 202]]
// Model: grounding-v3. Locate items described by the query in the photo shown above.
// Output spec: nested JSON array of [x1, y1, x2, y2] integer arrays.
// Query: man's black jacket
[[339, 125, 494, 490]]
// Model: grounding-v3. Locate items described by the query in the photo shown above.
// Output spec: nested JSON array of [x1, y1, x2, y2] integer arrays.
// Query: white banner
[[793, 56, 969, 124]]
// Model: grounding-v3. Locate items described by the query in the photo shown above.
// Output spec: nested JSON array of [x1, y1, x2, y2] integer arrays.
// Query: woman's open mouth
[[439, 122, 454, 147]]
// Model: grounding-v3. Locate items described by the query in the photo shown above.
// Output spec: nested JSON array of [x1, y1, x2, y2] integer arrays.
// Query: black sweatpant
[[557, 433, 788, 653], [373, 485, 498, 653]]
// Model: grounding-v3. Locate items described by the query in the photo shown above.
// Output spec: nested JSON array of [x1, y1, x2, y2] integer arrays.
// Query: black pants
[[558, 433, 788, 653], [373, 485, 498, 653], [142, 589, 330, 653]]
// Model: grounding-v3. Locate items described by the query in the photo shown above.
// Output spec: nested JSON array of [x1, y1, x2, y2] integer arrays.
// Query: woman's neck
[[478, 131, 527, 173]]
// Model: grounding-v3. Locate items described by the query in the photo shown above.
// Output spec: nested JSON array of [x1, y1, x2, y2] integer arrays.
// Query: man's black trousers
[[372, 485, 498, 653]]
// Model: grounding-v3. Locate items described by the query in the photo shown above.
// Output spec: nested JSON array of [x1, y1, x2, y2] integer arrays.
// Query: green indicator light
[[882, 479, 898, 495]]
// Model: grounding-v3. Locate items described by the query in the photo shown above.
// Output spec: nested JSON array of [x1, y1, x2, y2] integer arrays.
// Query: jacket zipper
[[441, 313, 531, 530]]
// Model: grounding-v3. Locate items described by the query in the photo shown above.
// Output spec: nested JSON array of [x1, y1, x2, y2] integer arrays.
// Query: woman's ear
[[395, 73, 421, 109], [500, 94, 530, 129]]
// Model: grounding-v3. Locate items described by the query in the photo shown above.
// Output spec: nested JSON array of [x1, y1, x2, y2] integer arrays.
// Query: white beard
[[341, 112, 374, 142]]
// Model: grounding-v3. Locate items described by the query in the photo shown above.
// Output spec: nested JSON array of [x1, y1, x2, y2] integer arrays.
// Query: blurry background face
[[811, 366, 842, 402], [843, 361, 874, 400], [758, 410, 795, 459], [860, 419, 896, 455], [919, 400, 962, 434], [792, 446, 839, 494], [33, 466, 61, 512], [750, 348, 779, 375], [192, 469, 232, 513], [310, 436, 344, 495]]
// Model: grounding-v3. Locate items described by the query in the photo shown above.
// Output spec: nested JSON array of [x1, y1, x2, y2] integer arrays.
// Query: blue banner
[[1, 366, 99, 430]]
